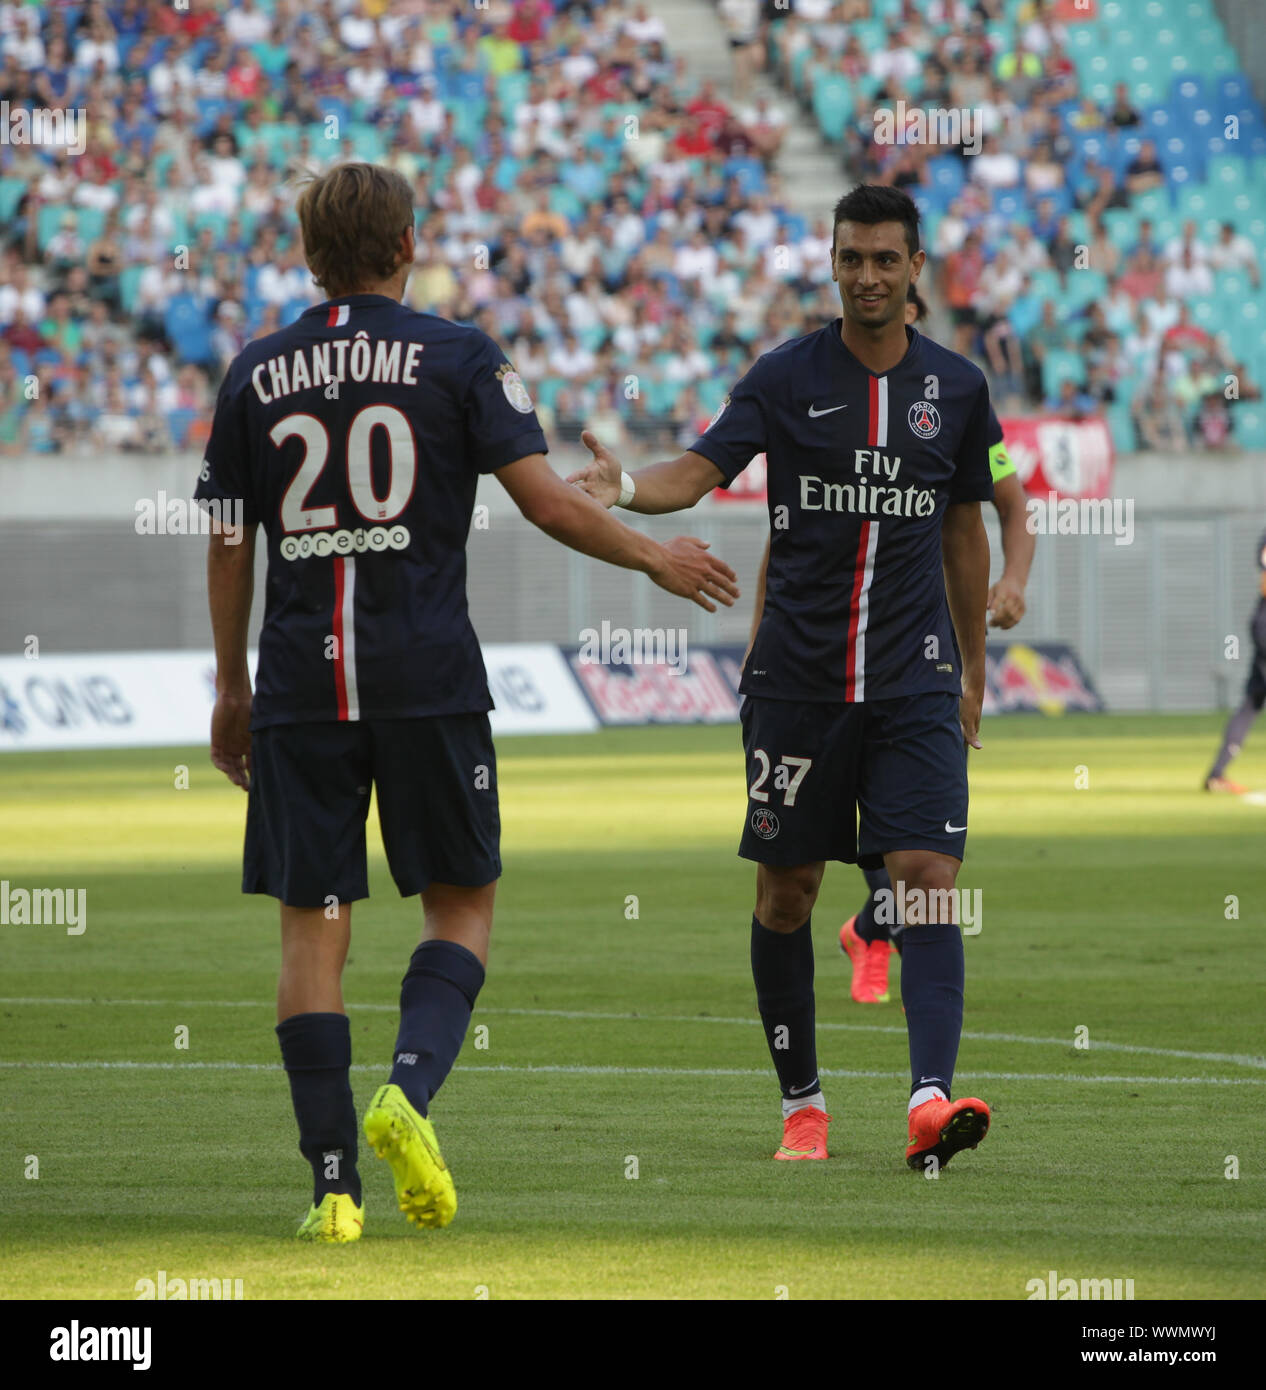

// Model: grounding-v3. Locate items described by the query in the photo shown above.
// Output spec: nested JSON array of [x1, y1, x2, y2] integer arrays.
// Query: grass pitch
[[2, 714, 1264, 1300]]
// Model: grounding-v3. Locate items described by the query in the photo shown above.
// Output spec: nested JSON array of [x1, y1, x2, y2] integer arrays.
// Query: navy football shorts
[[243, 715, 501, 907], [738, 692, 969, 869]]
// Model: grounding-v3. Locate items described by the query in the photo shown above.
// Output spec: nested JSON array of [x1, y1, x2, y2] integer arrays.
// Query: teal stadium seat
[[1106, 399, 1136, 453], [76, 207, 106, 243], [1234, 403, 1266, 448], [118, 264, 145, 315], [1066, 269, 1108, 311], [36, 203, 69, 253], [1208, 157, 1245, 194], [1102, 207, 1139, 250], [812, 74, 854, 143], [1042, 348, 1087, 397], [0, 178, 24, 221], [497, 71, 531, 115]]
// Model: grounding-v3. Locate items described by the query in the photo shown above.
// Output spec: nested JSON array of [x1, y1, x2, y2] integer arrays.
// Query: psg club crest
[[908, 400, 940, 439], [750, 807, 780, 840], [497, 363, 534, 414]]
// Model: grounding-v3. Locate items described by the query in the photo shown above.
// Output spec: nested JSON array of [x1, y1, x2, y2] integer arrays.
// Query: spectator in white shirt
[[408, 78, 448, 139], [207, 134, 245, 192], [339, 8, 378, 51], [1143, 290, 1182, 337], [148, 35, 196, 113], [188, 156, 239, 217], [870, 33, 921, 86], [256, 244, 312, 307], [1003, 222, 1051, 275], [674, 230, 720, 285], [548, 330, 597, 381], [624, 3, 667, 45], [971, 135, 1021, 189], [609, 195, 647, 255], [514, 81, 563, 138], [74, 166, 120, 213], [1163, 219, 1210, 266], [347, 48, 390, 109], [225, 0, 271, 47], [73, 18, 119, 73], [718, 0, 762, 100], [1164, 249, 1214, 300], [1207, 221, 1261, 288], [799, 217, 833, 284], [0, 265, 45, 327], [11, 9, 44, 70], [734, 194, 778, 251]]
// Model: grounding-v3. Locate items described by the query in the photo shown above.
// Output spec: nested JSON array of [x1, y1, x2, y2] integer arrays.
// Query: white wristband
[[615, 470, 636, 508]]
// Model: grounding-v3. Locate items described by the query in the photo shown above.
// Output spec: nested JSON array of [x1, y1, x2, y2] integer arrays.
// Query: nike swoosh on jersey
[[807, 403, 847, 417], [945, 821, 968, 832]]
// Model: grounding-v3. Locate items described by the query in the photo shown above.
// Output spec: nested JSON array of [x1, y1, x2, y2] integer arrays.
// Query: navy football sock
[[1209, 700, 1258, 778], [899, 923, 964, 1100], [276, 1011, 361, 1207], [751, 914, 819, 1100], [388, 939, 486, 1117], [854, 865, 893, 944]]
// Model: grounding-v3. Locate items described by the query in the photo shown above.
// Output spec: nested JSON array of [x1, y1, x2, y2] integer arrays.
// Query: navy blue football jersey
[[691, 320, 993, 703], [195, 293, 547, 728]]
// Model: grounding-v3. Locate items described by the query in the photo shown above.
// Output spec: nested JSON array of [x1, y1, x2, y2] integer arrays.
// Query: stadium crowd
[[0, 0, 1263, 456], [0, 0, 843, 457], [762, 0, 1266, 449]]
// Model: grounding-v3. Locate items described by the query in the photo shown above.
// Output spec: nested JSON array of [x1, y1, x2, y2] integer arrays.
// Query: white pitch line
[[2, 997, 1263, 1072], [0, 1061, 1262, 1086]]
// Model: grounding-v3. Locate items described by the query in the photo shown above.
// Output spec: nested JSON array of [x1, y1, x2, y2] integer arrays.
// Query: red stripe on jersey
[[868, 376, 879, 446], [327, 305, 338, 328], [332, 555, 349, 720], [845, 520, 872, 701]]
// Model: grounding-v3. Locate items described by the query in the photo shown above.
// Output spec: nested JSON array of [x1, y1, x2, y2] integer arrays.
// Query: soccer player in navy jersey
[[196, 163, 739, 1241], [1204, 528, 1266, 793], [746, 284, 1036, 1006], [569, 184, 992, 1169]]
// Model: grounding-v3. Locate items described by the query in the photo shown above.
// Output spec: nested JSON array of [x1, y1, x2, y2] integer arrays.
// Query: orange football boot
[[906, 1095, 990, 1169], [840, 915, 892, 1003], [774, 1106, 830, 1161]]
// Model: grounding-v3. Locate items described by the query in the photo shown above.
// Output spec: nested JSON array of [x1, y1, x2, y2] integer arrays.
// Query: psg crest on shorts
[[497, 362, 534, 414], [907, 400, 940, 439], [750, 807, 780, 839]]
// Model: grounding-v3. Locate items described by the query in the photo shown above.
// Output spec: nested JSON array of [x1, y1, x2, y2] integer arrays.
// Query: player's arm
[[987, 471, 1036, 629], [566, 430, 725, 513], [206, 517, 258, 790], [496, 452, 739, 611], [745, 532, 770, 664], [569, 359, 769, 514], [942, 501, 989, 749]]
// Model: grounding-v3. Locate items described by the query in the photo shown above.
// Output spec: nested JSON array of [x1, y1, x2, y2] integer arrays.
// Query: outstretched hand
[[650, 536, 740, 612], [566, 430, 624, 509]]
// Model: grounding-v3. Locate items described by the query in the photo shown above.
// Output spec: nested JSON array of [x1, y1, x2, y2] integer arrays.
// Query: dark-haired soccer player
[[570, 184, 992, 1170], [197, 162, 738, 1242], [1204, 528, 1266, 793], [746, 284, 1036, 1005]]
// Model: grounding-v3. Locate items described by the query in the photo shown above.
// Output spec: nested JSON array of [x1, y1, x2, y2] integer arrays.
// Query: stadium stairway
[[643, 0, 844, 222]]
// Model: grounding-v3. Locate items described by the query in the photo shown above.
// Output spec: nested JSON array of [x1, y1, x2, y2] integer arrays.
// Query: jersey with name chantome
[[690, 320, 993, 703], [194, 293, 546, 729]]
